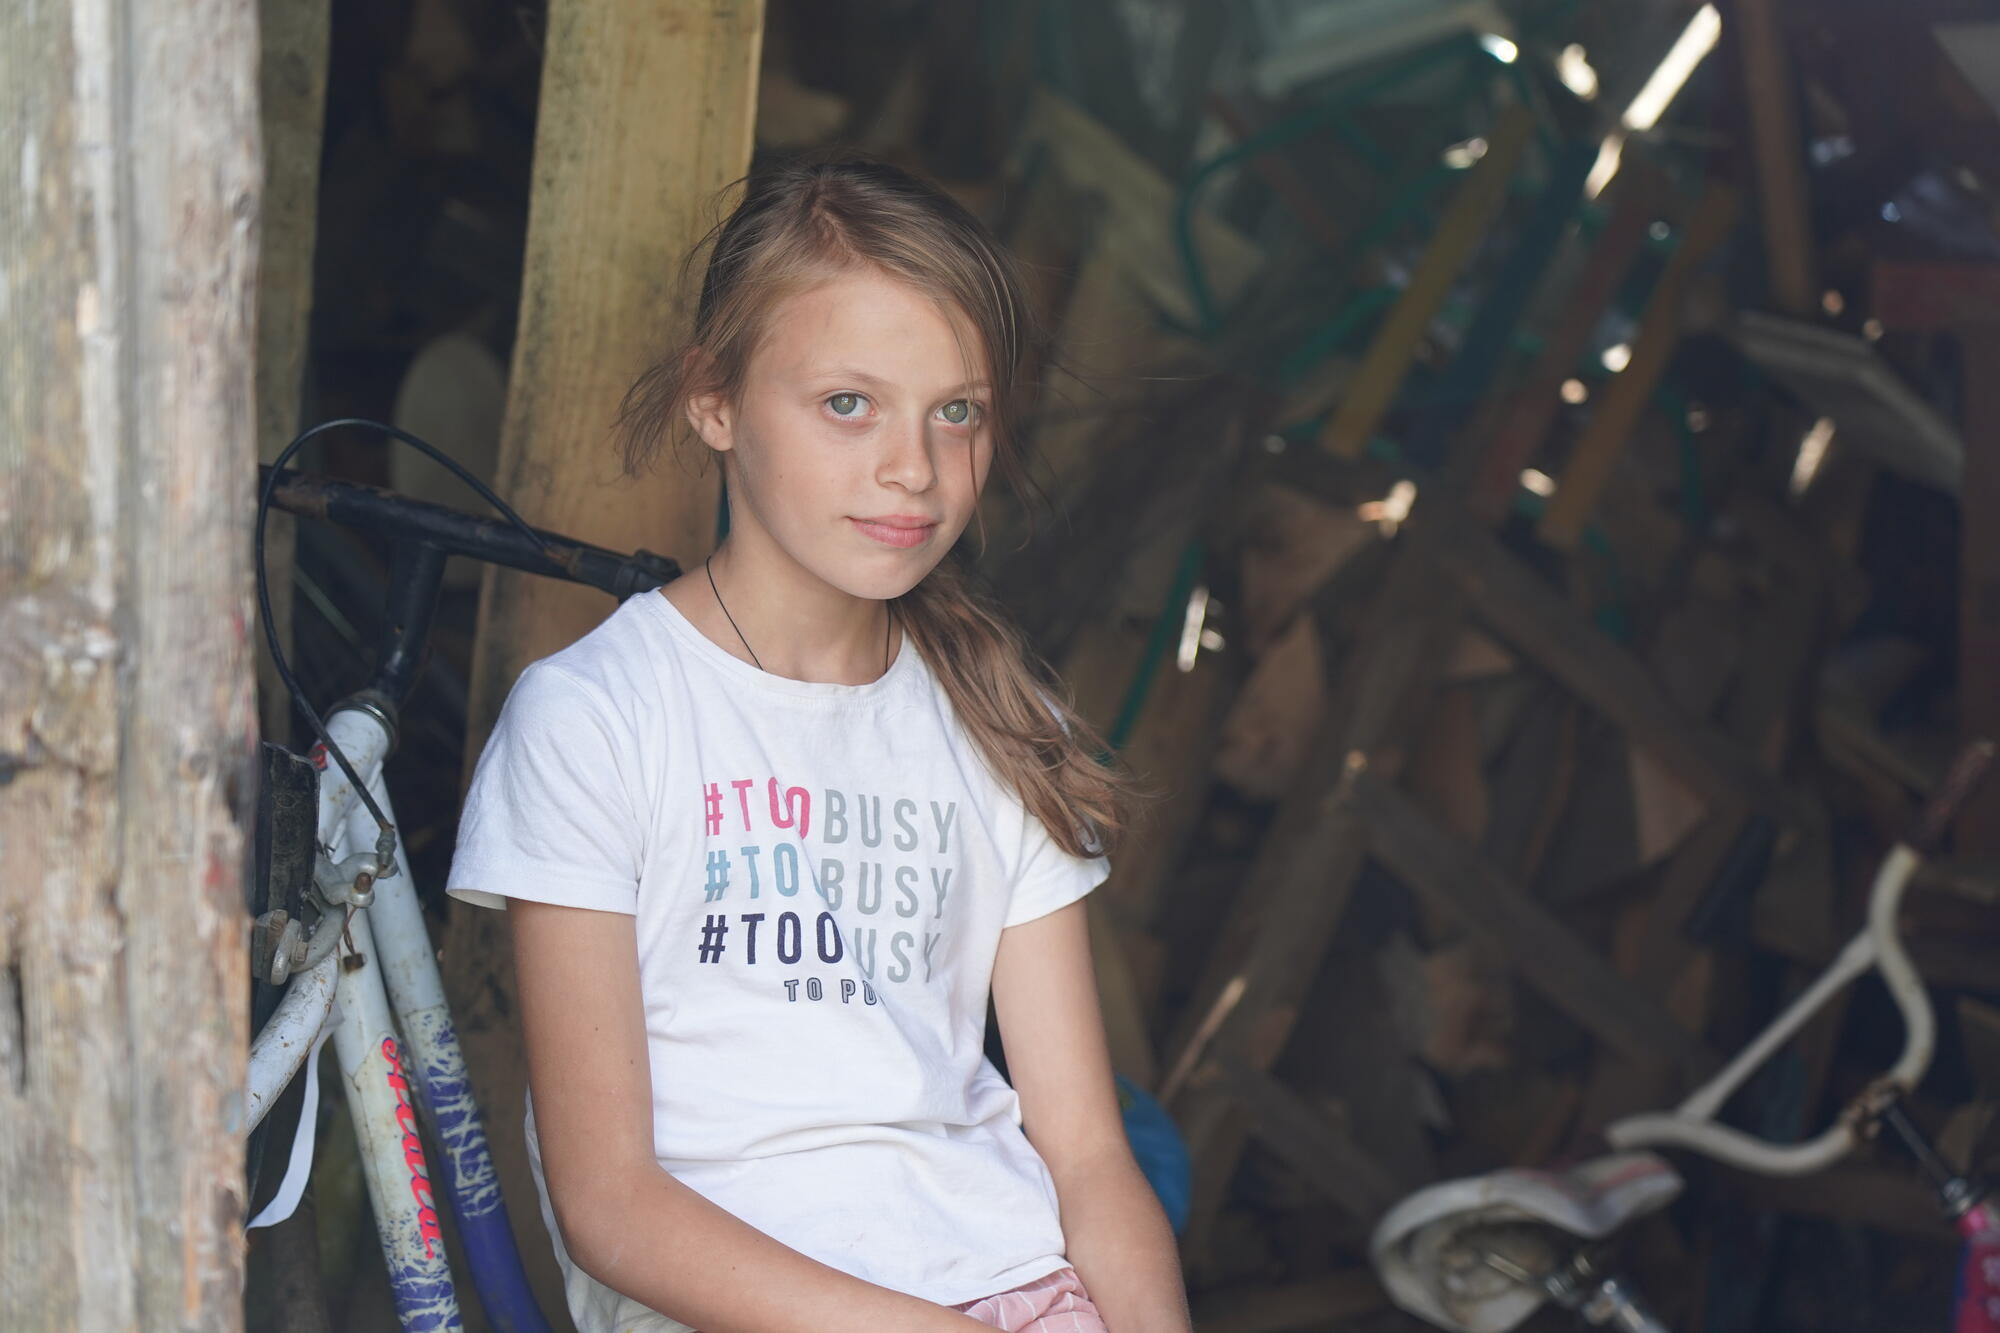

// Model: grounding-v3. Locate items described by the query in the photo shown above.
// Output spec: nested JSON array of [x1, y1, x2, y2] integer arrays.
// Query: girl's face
[[687, 266, 998, 603]]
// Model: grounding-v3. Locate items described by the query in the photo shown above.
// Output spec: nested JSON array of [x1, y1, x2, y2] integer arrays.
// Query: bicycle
[[245, 418, 680, 1332], [1370, 742, 2000, 1333]]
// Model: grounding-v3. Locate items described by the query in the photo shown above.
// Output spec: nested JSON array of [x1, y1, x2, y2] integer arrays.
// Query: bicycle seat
[[1370, 1151, 1683, 1333]]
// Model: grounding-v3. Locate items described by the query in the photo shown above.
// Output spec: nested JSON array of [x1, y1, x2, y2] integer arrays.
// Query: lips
[[850, 516, 938, 549]]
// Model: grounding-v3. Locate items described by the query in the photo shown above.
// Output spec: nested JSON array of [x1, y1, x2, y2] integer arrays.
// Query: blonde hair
[[616, 153, 1133, 859]]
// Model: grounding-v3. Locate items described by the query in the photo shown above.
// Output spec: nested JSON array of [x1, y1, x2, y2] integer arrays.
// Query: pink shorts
[[951, 1266, 1107, 1332]]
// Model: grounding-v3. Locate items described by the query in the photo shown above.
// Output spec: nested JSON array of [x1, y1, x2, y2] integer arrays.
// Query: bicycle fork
[[333, 904, 462, 1330], [324, 703, 551, 1333]]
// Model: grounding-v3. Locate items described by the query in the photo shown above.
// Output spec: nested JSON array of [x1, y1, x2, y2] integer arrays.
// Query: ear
[[680, 345, 735, 454], [684, 387, 735, 455]]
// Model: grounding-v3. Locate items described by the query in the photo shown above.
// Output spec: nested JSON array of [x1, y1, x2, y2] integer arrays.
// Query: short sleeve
[[446, 662, 644, 914], [1002, 805, 1111, 928], [1001, 686, 1111, 928]]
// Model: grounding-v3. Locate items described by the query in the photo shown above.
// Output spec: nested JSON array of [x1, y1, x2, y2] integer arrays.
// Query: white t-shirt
[[445, 586, 1111, 1333]]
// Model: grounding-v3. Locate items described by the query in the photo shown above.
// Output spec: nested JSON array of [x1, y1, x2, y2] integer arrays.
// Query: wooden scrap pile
[[955, 9, 2000, 1332]]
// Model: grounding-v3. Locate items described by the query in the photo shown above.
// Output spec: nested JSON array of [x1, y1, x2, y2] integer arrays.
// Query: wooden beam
[[1413, 139, 1602, 468], [1213, 1054, 1406, 1223], [1957, 329, 2000, 856], [447, 0, 764, 1314], [1431, 523, 1807, 826], [1348, 771, 1709, 1069], [1735, 0, 1817, 317], [1538, 184, 1738, 547], [1643, 557, 1822, 985], [1319, 106, 1535, 460], [1014, 88, 1261, 328], [1865, 263, 2000, 853], [1871, 262, 2000, 329], [1162, 535, 1463, 1267], [1470, 174, 1657, 520], [253, 0, 331, 747], [3, 0, 260, 1322]]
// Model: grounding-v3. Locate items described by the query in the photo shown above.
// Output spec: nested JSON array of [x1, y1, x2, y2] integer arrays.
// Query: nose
[[876, 413, 937, 494]]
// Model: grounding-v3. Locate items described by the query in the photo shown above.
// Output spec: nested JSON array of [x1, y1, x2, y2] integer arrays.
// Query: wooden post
[[1734, 0, 1817, 318], [1538, 184, 1738, 549], [1469, 175, 1658, 519], [252, 0, 332, 748], [1161, 531, 1465, 1263], [1431, 521, 1808, 826], [445, 0, 764, 1315], [2, 0, 261, 1325], [1962, 329, 2000, 856], [1318, 106, 1533, 460], [1349, 771, 1709, 1069], [1868, 262, 2000, 854]]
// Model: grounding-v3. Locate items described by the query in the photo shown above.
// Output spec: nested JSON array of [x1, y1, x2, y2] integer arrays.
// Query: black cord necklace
[[704, 554, 892, 677]]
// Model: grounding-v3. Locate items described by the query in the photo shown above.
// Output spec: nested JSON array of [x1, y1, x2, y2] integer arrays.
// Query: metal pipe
[[1607, 845, 1931, 1176], [332, 904, 463, 1330], [246, 948, 339, 1131], [352, 767, 552, 1332]]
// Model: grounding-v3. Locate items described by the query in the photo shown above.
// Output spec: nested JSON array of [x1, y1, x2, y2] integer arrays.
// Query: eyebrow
[[809, 367, 993, 396]]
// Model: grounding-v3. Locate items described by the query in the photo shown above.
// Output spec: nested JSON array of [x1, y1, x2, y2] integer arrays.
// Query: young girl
[[447, 155, 1192, 1333]]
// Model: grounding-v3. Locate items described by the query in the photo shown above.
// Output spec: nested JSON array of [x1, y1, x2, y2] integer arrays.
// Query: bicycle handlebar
[[259, 464, 681, 600], [1607, 740, 1995, 1176]]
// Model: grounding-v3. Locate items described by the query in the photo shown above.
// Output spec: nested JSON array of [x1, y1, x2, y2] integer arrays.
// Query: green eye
[[940, 400, 971, 425], [828, 392, 864, 416]]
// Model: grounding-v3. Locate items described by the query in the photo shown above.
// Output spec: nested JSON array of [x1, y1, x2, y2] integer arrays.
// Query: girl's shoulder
[[505, 590, 682, 724]]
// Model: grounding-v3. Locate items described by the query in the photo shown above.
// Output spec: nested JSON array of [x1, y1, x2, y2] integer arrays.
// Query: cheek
[[730, 407, 814, 484]]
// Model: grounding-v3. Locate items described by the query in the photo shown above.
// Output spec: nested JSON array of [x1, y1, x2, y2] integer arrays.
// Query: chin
[[819, 550, 949, 602], [838, 566, 937, 602]]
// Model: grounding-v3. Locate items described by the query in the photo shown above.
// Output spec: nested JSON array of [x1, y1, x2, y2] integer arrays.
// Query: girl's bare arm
[[509, 897, 987, 1333], [991, 899, 1193, 1333]]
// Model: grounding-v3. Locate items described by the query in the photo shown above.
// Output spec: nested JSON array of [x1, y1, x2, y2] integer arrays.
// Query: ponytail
[[895, 561, 1128, 860]]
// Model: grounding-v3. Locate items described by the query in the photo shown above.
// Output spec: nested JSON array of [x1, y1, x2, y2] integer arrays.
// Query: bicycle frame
[[244, 450, 677, 1331], [248, 700, 547, 1331]]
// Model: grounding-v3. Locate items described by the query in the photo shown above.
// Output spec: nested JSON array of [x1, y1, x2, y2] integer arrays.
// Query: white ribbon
[[247, 1021, 336, 1231]]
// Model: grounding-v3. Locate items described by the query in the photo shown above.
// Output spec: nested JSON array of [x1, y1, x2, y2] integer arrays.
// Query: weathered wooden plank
[[1410, 138, 1600, 469], [1214, 1053, 1406, 1224], [1870, 261, 2000, 330], [1957, 331, 2000, 855], [1163, 534, 1463, 1266], [1348, 771, 1708, 1069], [447, 0, 765, 1316], [1864, 265, 2000, 853], [1736, 0, 1817, 317], [1469, 176, 1656, 520], [1538, 184, 1738, 547], [1015, 88, 1262, 328], [3, 0, 260, 1323], [1319, 106, 1535, 460], [1431, 522, 1808, 826], [252, 0, 331, 747]]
